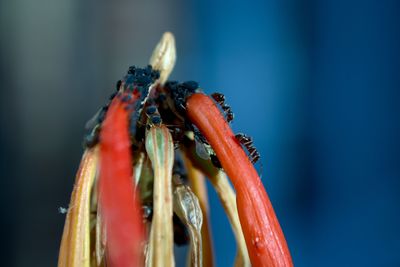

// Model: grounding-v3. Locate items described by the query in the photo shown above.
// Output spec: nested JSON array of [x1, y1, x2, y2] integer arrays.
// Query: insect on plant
[[58, 32, 293, 267], [210, 92, 234, 123], [235, 133, 260, 164]]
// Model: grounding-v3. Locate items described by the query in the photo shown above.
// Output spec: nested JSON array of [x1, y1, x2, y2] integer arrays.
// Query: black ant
[[142, 204, 153, 221], [83, 66, 159, 149], [235, 133, 260, 164], [211, 92, 234, 123], [145, 105, 162, 127]]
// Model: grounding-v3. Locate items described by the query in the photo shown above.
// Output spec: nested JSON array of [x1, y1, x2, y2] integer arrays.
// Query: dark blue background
[[0, 0, 399, 266]]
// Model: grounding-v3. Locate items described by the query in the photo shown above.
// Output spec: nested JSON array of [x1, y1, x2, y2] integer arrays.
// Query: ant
[[235, 133, 260, 164], [145, 105, 162, 127], [211, 92, 234, 123]]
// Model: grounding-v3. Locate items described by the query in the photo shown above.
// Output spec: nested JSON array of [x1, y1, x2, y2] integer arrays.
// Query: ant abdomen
[[211, 92, 234, 123], [235, 133, 260, 164]]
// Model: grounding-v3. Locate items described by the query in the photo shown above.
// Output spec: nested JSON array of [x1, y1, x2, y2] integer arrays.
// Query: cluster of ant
[[83, 65, 260, 245], [84, 65, 260, 167]]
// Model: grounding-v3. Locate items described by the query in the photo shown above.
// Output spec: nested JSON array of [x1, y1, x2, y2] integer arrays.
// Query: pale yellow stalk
[[173, 183, 203, 267], [58, 147, 99, 267], [133, 152, 145, 186], [184, 156, 215, 267], [183, 142, 250, 266], [208, 171, 251, 267], [145, 125, 175, 267]]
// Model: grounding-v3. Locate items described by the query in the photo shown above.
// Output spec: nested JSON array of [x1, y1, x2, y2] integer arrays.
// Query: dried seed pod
[[184, 154, 215, 267], [183, 144, 250, 267], [173, 184, 203, 267]]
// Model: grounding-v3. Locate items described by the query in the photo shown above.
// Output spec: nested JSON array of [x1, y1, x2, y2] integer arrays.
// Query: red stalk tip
[[99, 94, 145, 267], [186, 93, 293, 267]]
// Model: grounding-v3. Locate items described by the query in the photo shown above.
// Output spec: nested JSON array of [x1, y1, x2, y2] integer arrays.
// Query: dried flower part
[[173, 184, 203, 267], [183, 143, 250, 267], [145, 125, 175, 267], [133, 152, 146, 186], [95, 207, 106, 267], [59, 31, 293, 267], [88, 171, 106, 267], [149, 32, 176, 86], [184, 155, 215, 267], [138, 155, 155, 206], [208, 171, 250, 267], [58, 147, 99, 267]]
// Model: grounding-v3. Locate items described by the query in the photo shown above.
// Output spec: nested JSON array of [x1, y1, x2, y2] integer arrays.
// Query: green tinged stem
[[145, 126, 175, 267]]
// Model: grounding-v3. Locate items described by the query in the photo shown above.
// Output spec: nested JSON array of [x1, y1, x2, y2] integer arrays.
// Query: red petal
[[99, 94, 145, 267], [186, 93, 293, 267]]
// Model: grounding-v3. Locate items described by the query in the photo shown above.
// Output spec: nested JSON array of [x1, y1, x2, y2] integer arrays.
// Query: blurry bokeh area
[[0, 0, 399, 266]]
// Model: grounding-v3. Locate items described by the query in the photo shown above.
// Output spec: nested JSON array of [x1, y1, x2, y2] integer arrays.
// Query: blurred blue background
[[1, 0, 399, 266]]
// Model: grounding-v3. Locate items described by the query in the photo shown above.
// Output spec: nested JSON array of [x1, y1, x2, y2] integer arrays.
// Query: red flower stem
[[99, 94, 145, 267], [186, 93, 293, 267]]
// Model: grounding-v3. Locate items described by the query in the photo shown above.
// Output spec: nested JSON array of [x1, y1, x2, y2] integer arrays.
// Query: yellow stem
[[145, 126, 175, 267], [58, 147, 99, 267], [184, 155, 215, 267], [208, 171, 251, 267]]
